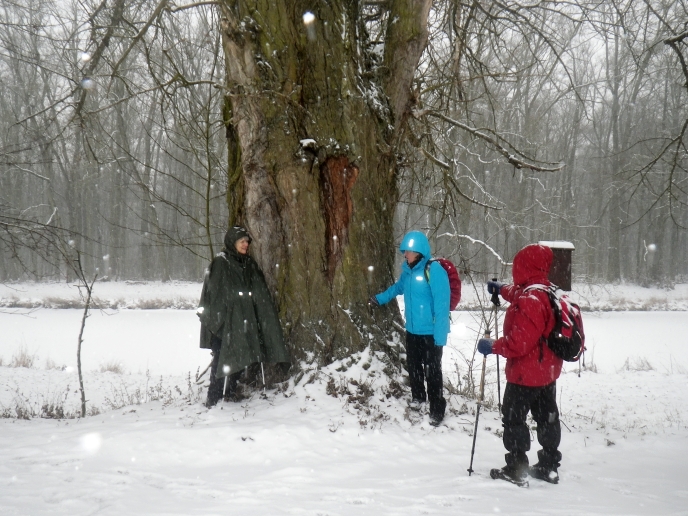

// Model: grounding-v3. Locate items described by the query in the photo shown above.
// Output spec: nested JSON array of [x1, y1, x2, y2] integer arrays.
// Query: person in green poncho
[[198, 226, 290, 407]]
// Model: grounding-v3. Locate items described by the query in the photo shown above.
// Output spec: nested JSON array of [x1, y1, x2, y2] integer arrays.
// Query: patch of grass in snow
[[10, 345, 38, 368], [1, 370, 203, 420], [619, 357, 655, 372], [103, 370, 203, 410], [43, 296, 84, 309], [45, 357, 66, 370], [99, 360, 126, 374], [1, 294, 197, 310], [0, 385, 78, 420]]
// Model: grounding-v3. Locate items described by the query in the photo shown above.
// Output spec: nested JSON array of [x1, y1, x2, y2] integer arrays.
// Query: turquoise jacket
[[374, 231, 451, 345]]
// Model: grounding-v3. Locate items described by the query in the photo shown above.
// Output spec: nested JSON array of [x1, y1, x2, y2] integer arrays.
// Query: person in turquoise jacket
[[370, 231, 451, 426]]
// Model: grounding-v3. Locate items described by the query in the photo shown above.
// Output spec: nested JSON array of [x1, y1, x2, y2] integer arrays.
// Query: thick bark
[[219, 0, 430, 365]]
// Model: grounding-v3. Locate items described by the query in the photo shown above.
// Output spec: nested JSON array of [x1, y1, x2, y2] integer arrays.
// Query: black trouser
[[406, 333, 446, 417], [501, 381, 562, 470], [206, 335, 242, 404]]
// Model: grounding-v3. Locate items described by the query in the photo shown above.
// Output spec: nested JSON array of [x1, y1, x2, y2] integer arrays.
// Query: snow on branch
[[420, 149, 501, 210], [439, 232, 512, 266]]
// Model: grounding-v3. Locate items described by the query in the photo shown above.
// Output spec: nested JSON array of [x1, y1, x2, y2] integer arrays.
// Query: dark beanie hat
[[224, 226, 252, 249]]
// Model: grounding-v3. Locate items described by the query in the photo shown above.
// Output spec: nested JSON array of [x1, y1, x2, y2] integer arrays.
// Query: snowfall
[[1, 281, 687, 515]]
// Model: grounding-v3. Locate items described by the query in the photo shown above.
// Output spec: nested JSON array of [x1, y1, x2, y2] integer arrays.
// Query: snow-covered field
[[1, 282, 687, 515], [2, 280, 688, 311]]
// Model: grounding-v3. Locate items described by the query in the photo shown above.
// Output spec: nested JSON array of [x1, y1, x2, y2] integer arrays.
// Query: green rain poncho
[[198, 227, 290, 378]]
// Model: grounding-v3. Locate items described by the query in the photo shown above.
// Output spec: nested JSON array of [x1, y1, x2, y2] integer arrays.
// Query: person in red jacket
[[477, 243, 562, 484]]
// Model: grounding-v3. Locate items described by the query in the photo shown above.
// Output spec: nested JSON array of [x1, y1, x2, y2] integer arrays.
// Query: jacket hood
[[399, 231, 431, 258], [511, 243, 553, 286], [224, 226, 252, 251]]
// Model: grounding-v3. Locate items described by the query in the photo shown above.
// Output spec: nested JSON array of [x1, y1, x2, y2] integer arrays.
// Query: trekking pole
[[222, 364, 230, 398], [578, 347, 585, 378], [260, 362, 268, 398], [493, 305, 502, 415], [468, 327, 490, 476], [578, 351, 582, 377], [490, 278, 502, 415]]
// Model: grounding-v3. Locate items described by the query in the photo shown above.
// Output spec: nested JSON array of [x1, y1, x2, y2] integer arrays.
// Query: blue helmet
[[399, 231, 431, 258]]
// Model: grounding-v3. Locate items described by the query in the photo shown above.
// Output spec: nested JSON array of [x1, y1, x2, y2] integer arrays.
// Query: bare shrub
[[14, 404, 33, 420], [10, 345, 37, 368], [41, 403, 68, 419], [620, 357, 655, 372], [102, 371, 200, 410], [100, 360, 125, 374], [103, 384, 146, 409], [45, 357, 65, 370], [0, 393, 35, 419], [136, 298, 170, 309], [43, 296, 84, 309], [583, 361, 598, 373]]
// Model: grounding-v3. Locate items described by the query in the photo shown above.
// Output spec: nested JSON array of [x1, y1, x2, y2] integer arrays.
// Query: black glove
[[368, 295, 380, 307], [487, 278, 504, 306]]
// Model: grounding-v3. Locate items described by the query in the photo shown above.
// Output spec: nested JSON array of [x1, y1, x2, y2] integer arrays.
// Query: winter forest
[[3, 0, 688, 365], [2, 2, 688, 513], [3, 0, 687, 281]]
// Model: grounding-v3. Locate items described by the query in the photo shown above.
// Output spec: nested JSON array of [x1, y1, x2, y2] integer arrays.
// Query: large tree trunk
[[219, 0, 430, 365]]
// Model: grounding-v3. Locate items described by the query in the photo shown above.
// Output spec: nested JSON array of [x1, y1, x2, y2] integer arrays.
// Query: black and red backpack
[[526, 284, 585, 362], [424, 258, 462, 311]]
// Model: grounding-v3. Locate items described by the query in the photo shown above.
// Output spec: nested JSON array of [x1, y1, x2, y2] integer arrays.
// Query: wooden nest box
[[539, 241, 574, 291]]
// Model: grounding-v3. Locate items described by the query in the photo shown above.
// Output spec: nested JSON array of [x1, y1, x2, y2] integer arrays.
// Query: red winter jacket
[[492, 244, 561, 387]]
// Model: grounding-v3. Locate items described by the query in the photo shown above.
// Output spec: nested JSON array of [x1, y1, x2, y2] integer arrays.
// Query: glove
[[487, 279, 504, 307], [477, 338, 495, 356], [368, 295, 380, 307], [487, 279, 504, 295]]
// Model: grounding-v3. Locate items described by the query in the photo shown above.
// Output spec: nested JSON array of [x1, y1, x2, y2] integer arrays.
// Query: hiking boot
[[529, 464, 559, 484], [490, 464, 527, 483], [429, 412, 444, 427], [204, 396, 220, 409], [407, 399, 424, 411]]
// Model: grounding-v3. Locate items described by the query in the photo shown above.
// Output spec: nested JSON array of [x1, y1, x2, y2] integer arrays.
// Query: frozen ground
[[0, 282, 687, 515]]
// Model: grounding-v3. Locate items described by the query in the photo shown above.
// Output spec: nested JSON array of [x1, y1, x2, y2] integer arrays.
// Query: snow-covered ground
[[1, 282, 687, 515], [2, 280, 688, 311]]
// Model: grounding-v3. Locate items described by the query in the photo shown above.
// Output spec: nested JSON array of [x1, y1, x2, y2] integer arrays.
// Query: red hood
[[511, 244, 553, 286]]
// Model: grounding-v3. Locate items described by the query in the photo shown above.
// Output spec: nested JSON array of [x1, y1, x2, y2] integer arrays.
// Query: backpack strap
[[423, 258, 435, 283], [524, 284, 558, 362]]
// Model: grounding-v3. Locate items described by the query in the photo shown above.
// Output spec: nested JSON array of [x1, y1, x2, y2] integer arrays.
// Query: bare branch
[[420, 148, 501, 210], [420, 111, 565, 172], [439, 232, 512, 266], [169, 1, 219, 12]]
